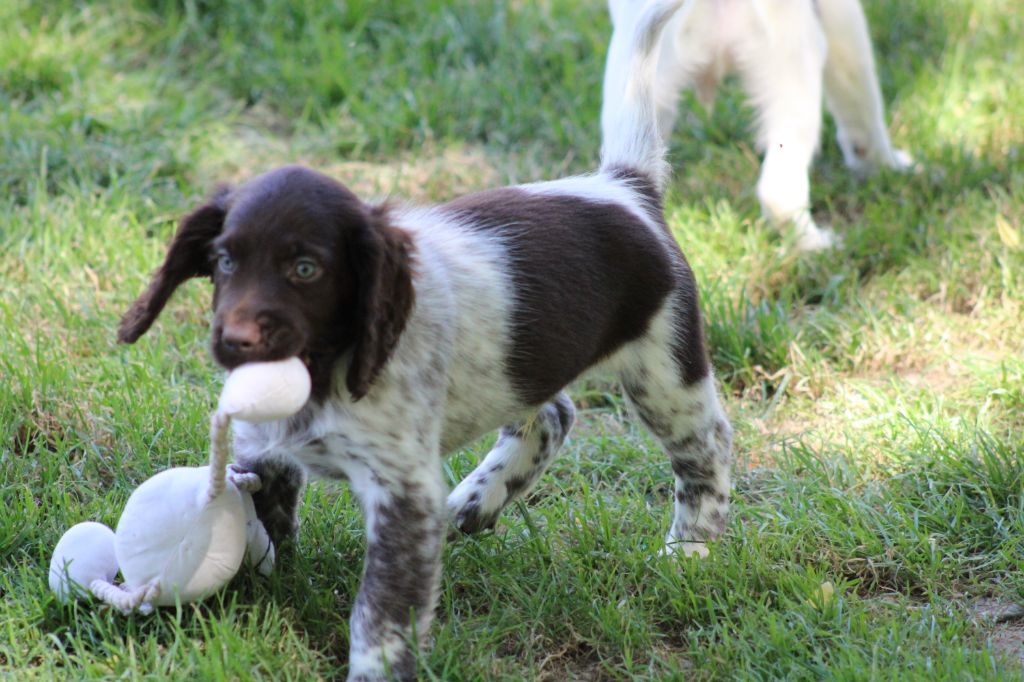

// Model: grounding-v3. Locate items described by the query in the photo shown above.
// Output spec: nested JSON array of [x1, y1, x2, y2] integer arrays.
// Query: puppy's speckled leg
[[447, 393, 575, 535], [619, 303, 732, 558], [340, 451, 445, 682], [230, 454, 305, 546]]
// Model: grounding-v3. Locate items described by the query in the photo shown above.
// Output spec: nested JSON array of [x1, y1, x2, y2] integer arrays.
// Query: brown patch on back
[[605, 166, 709, 387], [443, 186, 693, 405]]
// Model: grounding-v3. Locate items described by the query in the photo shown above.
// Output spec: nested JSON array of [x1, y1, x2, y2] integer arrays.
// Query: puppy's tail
[[599, 0, 683, 192]]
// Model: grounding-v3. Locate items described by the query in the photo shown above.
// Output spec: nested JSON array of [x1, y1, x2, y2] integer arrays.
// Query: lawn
[[2, 0, 1023, 679]]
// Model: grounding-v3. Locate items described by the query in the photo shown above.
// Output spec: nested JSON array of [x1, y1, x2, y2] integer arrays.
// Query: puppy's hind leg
[[619, 304, 732, 558], [447, 393, 575, 535], [817, 0, 914, 174], [736, 1, 834, 250]]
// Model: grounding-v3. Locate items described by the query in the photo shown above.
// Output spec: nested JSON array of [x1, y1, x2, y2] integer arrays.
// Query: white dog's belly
[[660, 0, 763, 107]]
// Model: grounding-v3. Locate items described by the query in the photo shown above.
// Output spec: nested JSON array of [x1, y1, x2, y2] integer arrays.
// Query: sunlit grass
[[2, 0, 1022, 679]]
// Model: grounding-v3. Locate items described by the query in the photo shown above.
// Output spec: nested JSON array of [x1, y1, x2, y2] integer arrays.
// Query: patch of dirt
[[12, 410, 65, 458], [970, 598, 1024, 624], [970, 598, 1024, 668], [536, 647, 607, 682], [988, 625, 1024, 667], [534, 642, 693, 682]]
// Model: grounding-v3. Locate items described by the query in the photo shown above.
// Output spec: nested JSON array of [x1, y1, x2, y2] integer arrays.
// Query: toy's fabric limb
[[137, 581, 161, 614], [208, 411, 232, 500], [89, 579, 132, 612], [90, 578, 161, 615]]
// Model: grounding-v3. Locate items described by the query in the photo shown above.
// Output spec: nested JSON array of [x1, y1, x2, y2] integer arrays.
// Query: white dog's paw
[[227, 464, 263, 493], [661, 541, 711, 559], [889, 148, 916, 172], [796, 229, 837, 252], [848, 146, 917, 176], [794, 219, 842, 252]]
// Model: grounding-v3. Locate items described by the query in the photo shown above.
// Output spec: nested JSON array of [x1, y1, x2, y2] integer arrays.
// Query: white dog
[[602, 0, 913, 250]]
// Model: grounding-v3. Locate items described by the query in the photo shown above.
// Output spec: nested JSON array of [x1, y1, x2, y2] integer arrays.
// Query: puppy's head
[[119, 165, 415, 401]]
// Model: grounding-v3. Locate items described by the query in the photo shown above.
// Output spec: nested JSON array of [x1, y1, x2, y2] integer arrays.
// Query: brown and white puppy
[[119, 2, 729, 679], [603, 0, 913, 251]]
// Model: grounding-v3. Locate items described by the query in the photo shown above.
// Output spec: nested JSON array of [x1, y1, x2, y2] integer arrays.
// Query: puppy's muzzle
[[213, 310, 305, 369]]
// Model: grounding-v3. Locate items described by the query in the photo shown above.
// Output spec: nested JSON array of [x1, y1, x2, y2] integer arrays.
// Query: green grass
[[2, 0, 1023, 679]]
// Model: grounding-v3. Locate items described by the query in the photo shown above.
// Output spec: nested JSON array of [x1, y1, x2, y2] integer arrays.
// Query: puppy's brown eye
[[217, 253, 236, 274], [293, 257, 320, 281]]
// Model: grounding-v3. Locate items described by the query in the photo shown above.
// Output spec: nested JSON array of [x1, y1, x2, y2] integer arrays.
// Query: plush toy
[[49, 357, 311, 613], [48, 521, 118, 603]]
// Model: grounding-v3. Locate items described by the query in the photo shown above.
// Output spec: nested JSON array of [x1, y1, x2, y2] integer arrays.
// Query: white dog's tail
[[599, 0, 682, 191]]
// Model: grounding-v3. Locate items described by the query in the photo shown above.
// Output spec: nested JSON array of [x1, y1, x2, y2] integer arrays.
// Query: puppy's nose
[[221, 320, 261, 353]]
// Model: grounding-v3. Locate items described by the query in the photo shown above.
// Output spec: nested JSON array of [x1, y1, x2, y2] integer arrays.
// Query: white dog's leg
[[736, 0, 833, 250], [817, 0, 913, 174]]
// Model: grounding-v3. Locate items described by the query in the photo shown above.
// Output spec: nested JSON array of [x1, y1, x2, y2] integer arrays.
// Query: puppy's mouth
[[211, 332, 310, 371], [210, 319, 343, 401]]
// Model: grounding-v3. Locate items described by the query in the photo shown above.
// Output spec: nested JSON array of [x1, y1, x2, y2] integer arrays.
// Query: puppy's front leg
[[229, 452, 306, 546], [344, 453, 446, 682]]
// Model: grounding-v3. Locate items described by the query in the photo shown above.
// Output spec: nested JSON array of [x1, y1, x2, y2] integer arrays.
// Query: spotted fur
[[118, 3, 732, 679]]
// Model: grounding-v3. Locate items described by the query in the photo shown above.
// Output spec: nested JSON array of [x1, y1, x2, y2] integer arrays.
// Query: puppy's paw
[[446, 479, 504, 536], [227, 464, 263, 493], [661, 540, 710, 559]]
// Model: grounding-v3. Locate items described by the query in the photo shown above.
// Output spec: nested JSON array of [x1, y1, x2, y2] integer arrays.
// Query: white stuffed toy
[[49, 357, 311, 613]]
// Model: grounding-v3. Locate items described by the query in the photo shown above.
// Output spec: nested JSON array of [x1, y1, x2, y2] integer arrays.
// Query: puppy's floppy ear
[[345, 204, 415, 400], [118, 188, 230, 344]]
